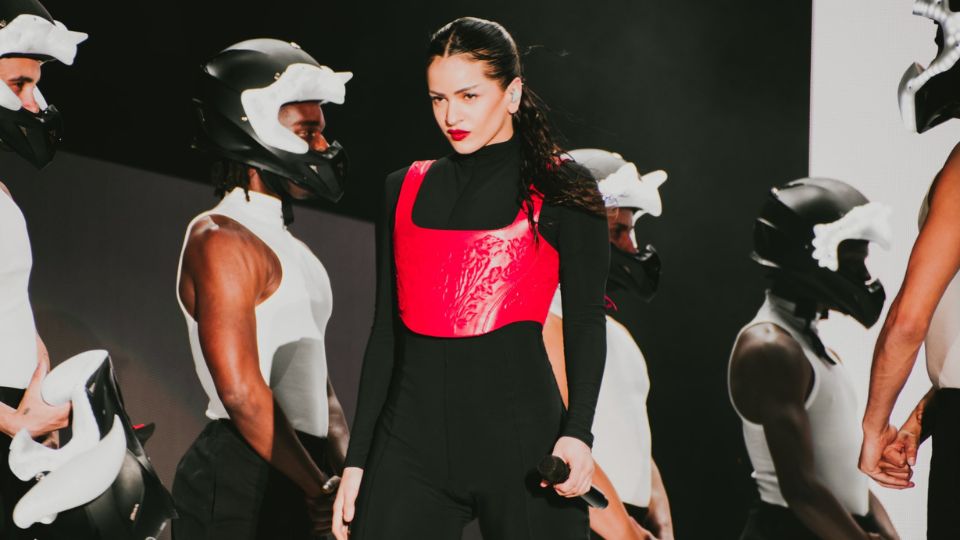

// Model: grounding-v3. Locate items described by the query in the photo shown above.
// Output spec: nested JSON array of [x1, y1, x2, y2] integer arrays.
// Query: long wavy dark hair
[[427, 17, 604, 222]]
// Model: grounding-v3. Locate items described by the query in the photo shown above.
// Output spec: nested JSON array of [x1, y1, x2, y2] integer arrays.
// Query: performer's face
[[276, 100, 329, 200], [607, 207, 638, 254], [0, 58, 42, 113], [427, 53, 521, 154], [836, 239, 871, 283]]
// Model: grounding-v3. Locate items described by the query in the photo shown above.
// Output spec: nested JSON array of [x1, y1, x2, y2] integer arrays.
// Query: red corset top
[[394, 160, 561, 338]]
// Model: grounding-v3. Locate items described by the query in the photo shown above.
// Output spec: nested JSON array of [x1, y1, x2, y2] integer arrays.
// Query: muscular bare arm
[[862, 143, 960, 481], [179, 217, 329, 499], [326, 379, 349, 475], [731, 324, 877, 540]]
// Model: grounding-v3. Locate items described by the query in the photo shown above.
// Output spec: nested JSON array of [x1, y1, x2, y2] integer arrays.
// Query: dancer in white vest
[[0, 1, 85, 538], [860, 4, 960, 539], [730, 178, 898, 540], [544, 149, 673, 540], [173, 38, 352, 539]]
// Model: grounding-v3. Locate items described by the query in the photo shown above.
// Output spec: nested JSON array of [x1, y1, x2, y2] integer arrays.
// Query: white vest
[[549, 291, 652, 507], [176, 188, 332, 437], [0, 189, 38, 389], [920, 189, 960, 389], [729, 293, 868, 516]]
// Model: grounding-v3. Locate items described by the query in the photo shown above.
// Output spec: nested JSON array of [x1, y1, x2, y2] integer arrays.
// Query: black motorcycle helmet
[[753, 178, 890, 327], [0, 0, 86, 168], [194, 38, 352, 217], [10, 352, 175, 539], [568, 147, 667, 301]]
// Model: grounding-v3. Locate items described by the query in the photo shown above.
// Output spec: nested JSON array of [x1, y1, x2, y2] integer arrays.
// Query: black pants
[[351, 325, 588, 540], [0, 386, 56, 540], [928, 388, 960, 539], [738, 500, 878, 540], [172, 419, 332, 540], [588, 504, 648, 539]]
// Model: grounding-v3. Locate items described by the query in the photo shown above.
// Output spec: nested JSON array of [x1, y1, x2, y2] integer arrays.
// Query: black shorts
[[171, 419, 332, 540], [739, 500, 878, 540], [0, 386, 56, 540]]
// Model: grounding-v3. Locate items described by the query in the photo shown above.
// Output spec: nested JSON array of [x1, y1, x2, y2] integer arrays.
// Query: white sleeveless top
[[176, 188, 332, 437], [549, 291, 652, 507], [0, 189, 38, 389], [919, 189, 960, 389], [729, 293, 868, 516]]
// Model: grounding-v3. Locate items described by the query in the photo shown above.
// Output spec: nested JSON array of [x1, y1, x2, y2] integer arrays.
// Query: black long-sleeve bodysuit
[[346, 138, 609, 540]]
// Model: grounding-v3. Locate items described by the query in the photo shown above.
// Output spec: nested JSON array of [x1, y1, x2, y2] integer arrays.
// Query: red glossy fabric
[[394, 160, 560, 337]]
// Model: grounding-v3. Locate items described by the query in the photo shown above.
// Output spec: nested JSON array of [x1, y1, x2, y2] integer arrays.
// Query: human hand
[[332, 467, 363, 540], [540, 436, 594, 497], [306, 489, 335, 538], [875, 429, 919, 490], [7, 359, 70, 439], [860, 424, 911, 488]]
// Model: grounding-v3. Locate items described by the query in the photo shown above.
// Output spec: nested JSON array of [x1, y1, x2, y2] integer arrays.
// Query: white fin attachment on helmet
[[240, 63, 352, 154], [811, 202, 893, 271]]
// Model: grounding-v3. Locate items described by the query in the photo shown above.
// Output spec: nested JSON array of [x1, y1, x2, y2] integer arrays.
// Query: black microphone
[[537, 455, 608, 509]]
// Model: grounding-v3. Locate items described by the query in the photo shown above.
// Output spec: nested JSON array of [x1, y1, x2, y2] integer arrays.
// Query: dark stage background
[[13, 1, 812, 538]]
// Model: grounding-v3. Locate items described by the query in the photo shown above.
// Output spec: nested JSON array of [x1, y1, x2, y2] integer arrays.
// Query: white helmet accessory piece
[[899, 0, 960, 133], [240, 63, 351, 155], [811, 202, 893, 272], [7, 350, 176, 539]]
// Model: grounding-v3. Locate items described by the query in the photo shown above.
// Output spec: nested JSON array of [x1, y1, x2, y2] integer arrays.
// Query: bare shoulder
[[0, 180, 9, 197], [931, 141, 960, 198], [181, 214, 273, 284], [732, 323, 809, 380], [185, 215, 252, 257], [730, 322, 812, 421]]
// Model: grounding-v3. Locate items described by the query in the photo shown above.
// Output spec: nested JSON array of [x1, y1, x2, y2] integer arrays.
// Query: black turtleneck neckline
[[411, 135, 523, 230], [449, 135, 521, 163]]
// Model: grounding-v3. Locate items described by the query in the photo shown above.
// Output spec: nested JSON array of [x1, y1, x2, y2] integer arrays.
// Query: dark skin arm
[[179, 216, 334, 535], [868, 490, 899, 540], [325, 379, 349, 476], [730, 323, 884, 540]]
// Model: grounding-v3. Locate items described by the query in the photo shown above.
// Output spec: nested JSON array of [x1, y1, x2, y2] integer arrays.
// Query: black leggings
[[172, 419, 332, 540], [350, 326, 589, 540], [739, 500, 878, 540], [0, 386, 59, 540]]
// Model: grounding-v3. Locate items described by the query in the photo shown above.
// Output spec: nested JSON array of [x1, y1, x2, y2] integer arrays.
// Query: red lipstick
[[447, 129, 470, 141]]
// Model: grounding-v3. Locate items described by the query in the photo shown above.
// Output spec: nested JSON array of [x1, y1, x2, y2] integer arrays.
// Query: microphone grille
[[537, 455, 570, 484]]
